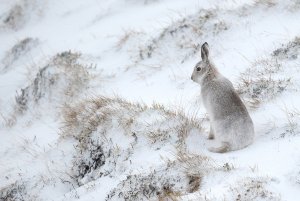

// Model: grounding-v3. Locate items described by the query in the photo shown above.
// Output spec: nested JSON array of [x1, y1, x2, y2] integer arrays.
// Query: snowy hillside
[[1, 0, 300, 200]]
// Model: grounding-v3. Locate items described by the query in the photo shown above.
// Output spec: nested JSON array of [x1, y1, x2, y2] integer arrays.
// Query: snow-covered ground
[[1, 0, 300, 200]]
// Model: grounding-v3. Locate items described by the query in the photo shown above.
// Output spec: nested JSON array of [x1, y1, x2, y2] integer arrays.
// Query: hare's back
[[204, 77, 249, 119]]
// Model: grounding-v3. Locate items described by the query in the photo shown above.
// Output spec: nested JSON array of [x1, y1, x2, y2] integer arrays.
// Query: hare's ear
[[201, 42, 209, 62]]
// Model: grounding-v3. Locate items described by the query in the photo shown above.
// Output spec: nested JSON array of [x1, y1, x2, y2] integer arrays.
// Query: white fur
[[191, 42, 254, 153]]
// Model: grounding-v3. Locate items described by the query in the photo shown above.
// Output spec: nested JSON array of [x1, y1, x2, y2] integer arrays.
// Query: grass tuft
[[60, 95, 207, 195], [1, 37, 39, 72], [237, 58, 291, 108]]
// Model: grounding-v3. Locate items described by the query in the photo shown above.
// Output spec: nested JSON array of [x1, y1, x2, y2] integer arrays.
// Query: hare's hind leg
[[208, 125, 214, 140], [208, 142, 230, 153]]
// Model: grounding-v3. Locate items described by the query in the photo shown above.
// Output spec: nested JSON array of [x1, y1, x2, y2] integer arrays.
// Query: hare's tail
[[208, 142, 230, 153]]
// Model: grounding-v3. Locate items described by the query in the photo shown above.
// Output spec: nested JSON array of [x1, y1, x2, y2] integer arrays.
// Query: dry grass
[[126, 0, 160, 5], [3, 51, 91, 127], [0, 111, 17, 127], [177, 152, 213, 176], [0, 181, 29, 201], [61, 96, 202, 148], [105, 153, 214, 201], [280, 106, 300, 137], [1, 4, 25, 30], [1, 37, 39, 72], [286, 0, 300, 11], [61, 96, 145, 145], [237, 58, 291, 108], [272, 37, 300, 60], [134, 9, 228, 64], [60, 95, 208, 198], [254, 0, 277, 7], [0, 168, 77, 201], [115, 29, 145, 50], [1, 0, 44, 30], [229, 177, 280, 201], [238, 37, 300, 108]]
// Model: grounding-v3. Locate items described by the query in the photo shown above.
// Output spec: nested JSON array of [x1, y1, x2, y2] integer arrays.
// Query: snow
[[1, 0, 300, 200]]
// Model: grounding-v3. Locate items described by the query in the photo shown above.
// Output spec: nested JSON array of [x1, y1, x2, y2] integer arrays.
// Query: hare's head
[[191, 42, 212, 84]]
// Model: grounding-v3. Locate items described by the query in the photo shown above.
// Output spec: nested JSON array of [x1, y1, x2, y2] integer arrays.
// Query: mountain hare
[[191, 42, 254, 153]]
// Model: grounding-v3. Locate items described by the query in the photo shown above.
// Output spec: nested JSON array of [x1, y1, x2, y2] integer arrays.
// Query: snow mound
[[226, 177, 281, 201], [237, 58, 292, 108], [0, 96, 213, 200], [60, 97, 213, 200], [16, 51, 89, 111], [4, 51, 90, 126], [237, 37, 300, 108], [121, 9, 228, 65], [235, 36, 300, 108], [106, 159, 203, 200]]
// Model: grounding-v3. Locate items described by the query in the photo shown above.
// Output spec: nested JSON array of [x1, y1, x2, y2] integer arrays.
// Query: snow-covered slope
[[1, 0, 300, 200]]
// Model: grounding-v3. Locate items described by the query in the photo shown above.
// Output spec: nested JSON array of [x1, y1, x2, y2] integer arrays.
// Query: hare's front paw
[[208, 133, 214, 140], [208, 127, 214, 140]]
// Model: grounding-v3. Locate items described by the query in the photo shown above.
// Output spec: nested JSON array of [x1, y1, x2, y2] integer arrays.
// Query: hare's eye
[[196, 67, 201, 71]]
